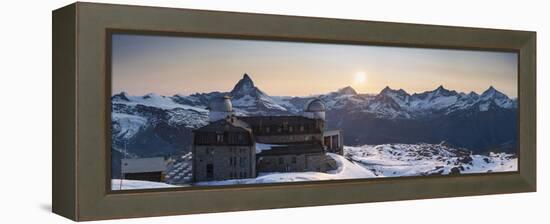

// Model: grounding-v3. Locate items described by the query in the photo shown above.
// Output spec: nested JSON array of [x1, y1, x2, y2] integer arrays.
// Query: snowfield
[[117, 92, 208, 112], [112, 143, 517, 190], [345, 143, 517, 176], [196, 143, 517, 186], [195, 153, 376, 186], [111, 179, 183, 190], [111, 113, 147, 139]]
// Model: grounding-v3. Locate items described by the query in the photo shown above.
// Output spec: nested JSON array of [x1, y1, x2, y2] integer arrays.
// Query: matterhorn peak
[[231, 73, 256, 95], [242, 73, 252, 81]]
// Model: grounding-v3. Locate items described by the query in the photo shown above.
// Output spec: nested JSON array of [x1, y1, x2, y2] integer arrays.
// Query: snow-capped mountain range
[[114, 73, 516, 119], [111, 73, 517, 170]]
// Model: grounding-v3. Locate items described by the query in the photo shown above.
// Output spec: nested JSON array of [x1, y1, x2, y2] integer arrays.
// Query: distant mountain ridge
[[114, 73, 516, 119], [111, 73, 517, 164]]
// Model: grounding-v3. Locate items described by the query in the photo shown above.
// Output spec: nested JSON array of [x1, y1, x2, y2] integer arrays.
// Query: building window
[[206, 164, 213, 179], [240, 157, 246, 167], [278, 157, 284, 164], [206, 148, 215, 155], [237, 133, 243, 142], [266, 127, 270, 133], [277, 127, 282, 133], [300, 125, 304, 132], [216, 134, 224, 143], [292, 157, 297, 164], [324, 136, 331, 149], [289, 126, 293, 132]]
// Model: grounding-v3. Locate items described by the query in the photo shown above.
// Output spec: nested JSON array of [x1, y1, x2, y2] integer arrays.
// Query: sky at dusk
[[112, 34, 518, 97]]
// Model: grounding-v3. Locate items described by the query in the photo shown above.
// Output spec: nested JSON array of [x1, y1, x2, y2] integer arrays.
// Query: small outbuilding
[[121, 157, 167, 182]]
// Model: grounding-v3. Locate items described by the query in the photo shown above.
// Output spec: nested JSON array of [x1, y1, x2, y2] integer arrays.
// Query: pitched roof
[[121, 157, 166, 173], [193, 118, 251, 133]]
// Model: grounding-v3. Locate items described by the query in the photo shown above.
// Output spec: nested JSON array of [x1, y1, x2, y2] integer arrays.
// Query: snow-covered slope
[[111, 179, 183, 190], [345, 143, 517, 176], [113, 92, 208, 112], [111, 113, 148, 139], [195, 153, 376, 186], [111, 142, 516, 189], [192, 142, 516, 186], [111, 92, 209, 160]]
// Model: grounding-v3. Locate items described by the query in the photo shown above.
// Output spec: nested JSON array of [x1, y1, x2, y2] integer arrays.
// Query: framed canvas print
[[52, 2, 536, 221]]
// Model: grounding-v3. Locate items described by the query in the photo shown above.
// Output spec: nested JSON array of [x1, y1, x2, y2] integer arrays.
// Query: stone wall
[[193, 145, 256, 182], [257, 153, 336, 173]]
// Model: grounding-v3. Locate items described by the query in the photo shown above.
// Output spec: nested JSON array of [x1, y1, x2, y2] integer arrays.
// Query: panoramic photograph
[[110, 34, 518, 190]]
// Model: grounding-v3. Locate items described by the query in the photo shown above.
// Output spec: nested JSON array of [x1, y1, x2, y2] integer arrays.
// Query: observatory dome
[[209, 96, 233, 112], [304, 98, 326, 112]]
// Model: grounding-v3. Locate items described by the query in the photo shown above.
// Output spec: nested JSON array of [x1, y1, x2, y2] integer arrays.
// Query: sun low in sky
[[112, 34, 518, 97], [353, 72, 367, 90]]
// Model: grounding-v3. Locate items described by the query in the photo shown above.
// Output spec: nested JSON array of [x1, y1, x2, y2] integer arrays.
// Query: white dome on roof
[[209, 96, 233, 112], [303, 98, 326, 121], [304, 98, 326, 112], [208, 96, 234, 123]]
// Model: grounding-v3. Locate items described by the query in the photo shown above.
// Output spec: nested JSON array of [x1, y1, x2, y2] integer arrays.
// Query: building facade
[[256, 143, 337, 173], [191, 96, 343, 182], [192, 118, 256, 182]]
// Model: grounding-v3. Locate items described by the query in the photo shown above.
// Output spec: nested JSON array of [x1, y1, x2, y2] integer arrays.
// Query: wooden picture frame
[[52, 2, 536, 221]]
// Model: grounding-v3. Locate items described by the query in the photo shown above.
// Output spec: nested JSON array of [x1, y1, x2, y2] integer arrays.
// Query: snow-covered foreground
[[197, 143, 517, 186], [113, 143, 517, 189], [196, 153, 376, 186], [111, 179, 183, 190], [345, 143, 517, 176]]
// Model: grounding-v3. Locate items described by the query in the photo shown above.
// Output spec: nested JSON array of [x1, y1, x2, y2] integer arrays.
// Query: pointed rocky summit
[[230, 73, 256, 95]]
